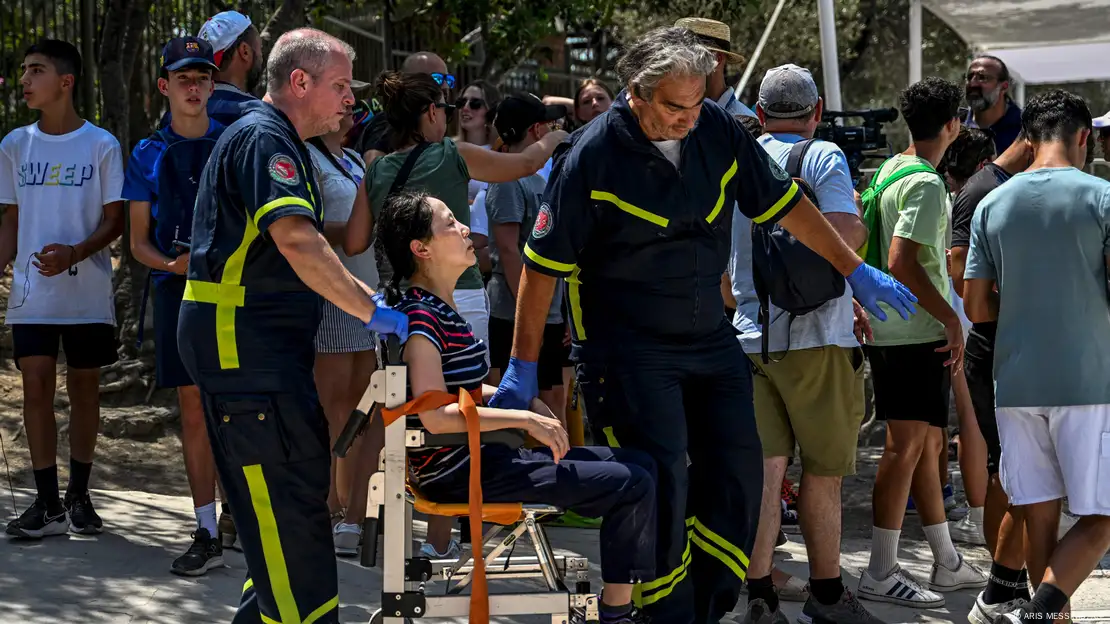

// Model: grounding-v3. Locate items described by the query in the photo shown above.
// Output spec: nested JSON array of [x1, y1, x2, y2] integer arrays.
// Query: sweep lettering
[[18, 162, 96, 187]]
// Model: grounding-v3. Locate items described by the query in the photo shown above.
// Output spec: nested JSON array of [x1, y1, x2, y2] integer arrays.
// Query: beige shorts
[[748, 346, 866, 476]]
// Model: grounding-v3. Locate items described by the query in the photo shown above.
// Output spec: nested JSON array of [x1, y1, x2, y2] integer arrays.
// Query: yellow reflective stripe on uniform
[[601, 426, 620, 448], [751, 181, 801, 224], [524, 244, 575, 274], [705, 159, 738, 224], [261, 615, 280, 624], [567, 265, 586, 340], [254, 196, 314, 229], [591, 191, 670, 227], [633, 520, 694, 607], [243, 577, 255, 595], [243, 464, 301, 624], [183, 215, 260, 369], [303, 596, 339, 624], [690, 516, 750, 581]]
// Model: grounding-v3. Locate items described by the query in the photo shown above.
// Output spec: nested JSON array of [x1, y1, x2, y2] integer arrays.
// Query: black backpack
[[751, 139, 846, 363]]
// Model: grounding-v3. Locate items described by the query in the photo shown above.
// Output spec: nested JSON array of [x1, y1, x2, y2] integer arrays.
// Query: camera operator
[[728, 64, 882, 624]]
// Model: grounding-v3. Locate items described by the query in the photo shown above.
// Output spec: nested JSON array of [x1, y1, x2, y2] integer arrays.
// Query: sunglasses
[[957, 106, 970, 120], [430, 73, 456, 89], [433, 101, 458, 115], [456, 97, 486, 110]]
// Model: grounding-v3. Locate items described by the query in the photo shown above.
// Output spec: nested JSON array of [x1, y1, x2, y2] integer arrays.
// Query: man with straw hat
[[676, 17, 757, 117]]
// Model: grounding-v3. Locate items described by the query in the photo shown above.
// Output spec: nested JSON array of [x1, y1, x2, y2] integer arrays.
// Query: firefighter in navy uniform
[[491, 28, 917, 624], [178, 29, 408, 624]]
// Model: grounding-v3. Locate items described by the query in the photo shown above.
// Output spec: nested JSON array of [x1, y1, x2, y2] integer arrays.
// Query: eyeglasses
[[966, 71, 999, 83], [957, 106, 970, 120], [433, 101, 458, 115], [456, 97, 486, 110], [430, 73, 456, 89]]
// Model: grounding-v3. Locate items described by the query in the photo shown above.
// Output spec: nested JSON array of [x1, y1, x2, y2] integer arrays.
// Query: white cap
[[1093, 111, 1110, 129], [197, 11, 252, 65]]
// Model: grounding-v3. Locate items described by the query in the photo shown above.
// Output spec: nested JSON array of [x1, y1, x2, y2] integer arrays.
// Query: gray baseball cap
[[759, 64, 819, 119]]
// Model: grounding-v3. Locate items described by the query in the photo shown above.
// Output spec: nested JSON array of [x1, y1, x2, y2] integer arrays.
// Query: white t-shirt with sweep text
[[0, 121, 124, 325]]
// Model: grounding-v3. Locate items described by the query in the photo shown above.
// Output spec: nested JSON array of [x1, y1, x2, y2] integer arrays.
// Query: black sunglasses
[[456, 97, 486, 110], [430, 72, 456, 89], [433, 101, 457, 115], [957, 106, 971, 120]]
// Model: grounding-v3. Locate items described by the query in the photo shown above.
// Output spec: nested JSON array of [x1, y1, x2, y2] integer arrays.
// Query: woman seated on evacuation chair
[[377, 189, 657, 624]]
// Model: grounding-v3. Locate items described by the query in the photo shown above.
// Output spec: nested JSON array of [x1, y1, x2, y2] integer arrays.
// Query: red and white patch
[[268, 154, 300, 186], [532, 203, 554, 239]]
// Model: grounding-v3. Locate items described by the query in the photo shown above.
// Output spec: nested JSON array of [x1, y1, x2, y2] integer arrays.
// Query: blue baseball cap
[[160, 36, 219, 73]]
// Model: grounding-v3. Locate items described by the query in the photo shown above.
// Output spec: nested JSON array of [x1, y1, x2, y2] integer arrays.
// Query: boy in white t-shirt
[[0, 39, 125, 540]]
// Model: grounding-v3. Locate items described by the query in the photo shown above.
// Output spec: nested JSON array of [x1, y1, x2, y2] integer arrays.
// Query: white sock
[[868, 527, 901, 579], [196, 502, 218, 537], [923, 522, 961, 570], [968, 506, 985, 524]]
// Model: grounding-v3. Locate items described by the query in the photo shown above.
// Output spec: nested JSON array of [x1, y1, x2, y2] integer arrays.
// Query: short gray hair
[[616, 27, 717, 101], [266, 28, 356, 91]]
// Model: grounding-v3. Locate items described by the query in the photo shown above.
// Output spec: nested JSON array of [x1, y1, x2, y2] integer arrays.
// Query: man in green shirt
[[857, 77, 989, 608]]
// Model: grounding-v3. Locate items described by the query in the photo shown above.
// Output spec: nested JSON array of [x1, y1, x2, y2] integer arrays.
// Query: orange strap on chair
[[382, 388, 490, 624]]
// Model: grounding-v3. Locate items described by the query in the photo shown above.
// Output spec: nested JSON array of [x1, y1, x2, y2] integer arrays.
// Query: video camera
[[814, 108, 899, 185]]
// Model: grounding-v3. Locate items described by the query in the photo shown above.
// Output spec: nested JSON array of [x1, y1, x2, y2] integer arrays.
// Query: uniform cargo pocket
[[214, 395, 287, 466]]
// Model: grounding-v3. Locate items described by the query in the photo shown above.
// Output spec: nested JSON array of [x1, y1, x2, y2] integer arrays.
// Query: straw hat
[[674, 17, 745, 66]]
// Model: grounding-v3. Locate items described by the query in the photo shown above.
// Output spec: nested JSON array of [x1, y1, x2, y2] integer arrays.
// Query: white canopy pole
[[1013, 77, 1026, 107], [909, 0, 923, 84], [736, 0, 789, 97], [816, 0, 843, 110]]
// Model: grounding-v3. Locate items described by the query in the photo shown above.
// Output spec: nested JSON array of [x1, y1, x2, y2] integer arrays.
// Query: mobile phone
[[173, 240, 191, 250]]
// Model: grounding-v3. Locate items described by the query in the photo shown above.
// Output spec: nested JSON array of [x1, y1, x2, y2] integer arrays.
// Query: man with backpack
[[856, 77, 988, 608], [123, 36, 227, 576], [729, 64, 881, 624]]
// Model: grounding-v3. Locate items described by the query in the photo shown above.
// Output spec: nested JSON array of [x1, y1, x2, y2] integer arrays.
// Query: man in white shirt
[[0, 39, 125, 540], [728, 64, 880, 624]]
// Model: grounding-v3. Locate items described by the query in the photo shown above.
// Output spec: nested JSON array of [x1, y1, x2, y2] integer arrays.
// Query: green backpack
[[858, 159, 946, 271]]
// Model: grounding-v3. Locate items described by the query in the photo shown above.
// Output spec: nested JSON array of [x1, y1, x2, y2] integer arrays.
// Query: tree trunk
[[259, 0, 309, 60], [98, 0, 155, 363]]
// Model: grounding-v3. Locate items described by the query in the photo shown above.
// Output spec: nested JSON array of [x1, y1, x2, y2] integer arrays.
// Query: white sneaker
[[420, 539, 461, 560], [857, 566, 945, 608], [930, 554, 989, 592], [333, 522, 361, 557], [968, 591, 1028, 624], [950, 515, 987, 546], [1058, 511, 1079, 540]]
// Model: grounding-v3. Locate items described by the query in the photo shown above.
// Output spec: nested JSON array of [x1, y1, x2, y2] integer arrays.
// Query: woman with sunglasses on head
[[345, 71, 566, 558], [378, 188, 656, 624]]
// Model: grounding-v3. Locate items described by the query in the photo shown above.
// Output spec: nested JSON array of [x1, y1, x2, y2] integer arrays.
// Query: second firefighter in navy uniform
[[492, 27, 918, 624], [178, 28, 408, 624]]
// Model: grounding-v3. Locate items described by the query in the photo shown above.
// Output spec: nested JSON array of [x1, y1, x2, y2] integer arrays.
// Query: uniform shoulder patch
[[766, 152, 791, 182], [532, 202, 554, 239], [268, 154, 300, 186]]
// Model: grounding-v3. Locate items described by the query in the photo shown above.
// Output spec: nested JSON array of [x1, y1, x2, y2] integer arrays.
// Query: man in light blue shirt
[[727, 63, 881, 624], [964, 89, 1110, 624]]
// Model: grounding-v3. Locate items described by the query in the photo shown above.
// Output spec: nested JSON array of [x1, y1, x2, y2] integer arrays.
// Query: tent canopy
[[922, 0, 1110, 84]]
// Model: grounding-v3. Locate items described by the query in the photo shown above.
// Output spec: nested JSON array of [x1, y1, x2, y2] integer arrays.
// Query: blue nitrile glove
[[846, 262, 918, 322], [366, 293, 409, 342], [489, 357, 539, 409]]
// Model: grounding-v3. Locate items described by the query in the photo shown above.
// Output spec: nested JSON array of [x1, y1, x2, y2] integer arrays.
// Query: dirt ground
[[0, 357, 951, 546]]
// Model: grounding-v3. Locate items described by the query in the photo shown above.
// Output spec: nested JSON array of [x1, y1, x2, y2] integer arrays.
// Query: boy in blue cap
[[122, 36, 228, 576]]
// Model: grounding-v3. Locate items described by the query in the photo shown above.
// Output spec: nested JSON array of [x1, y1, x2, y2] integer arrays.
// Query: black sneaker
[[799, 589, 886, 624], [600, 606, 651, 624], [5, 498, 69, 539], [64, 490, 103, 535], [171, 528, 224, 577]]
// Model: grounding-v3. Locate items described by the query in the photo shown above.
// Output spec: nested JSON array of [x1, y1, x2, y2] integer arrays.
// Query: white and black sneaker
[[64, 490, 103, 535], [5, 498, 69, 539], [857, 566, 945, 608], [170, 528, 224, 577], [969, 591, 1028, 624]]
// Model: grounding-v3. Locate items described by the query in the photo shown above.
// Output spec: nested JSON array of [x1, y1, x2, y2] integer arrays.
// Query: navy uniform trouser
[[576, 333, 763, 624], [421, 445, 659, 584], [199, 374, 339, 624]]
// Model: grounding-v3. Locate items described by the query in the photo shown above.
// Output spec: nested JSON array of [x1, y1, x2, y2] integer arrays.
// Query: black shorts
[[153, 277, 195, 389], [964, 331, 999, 474], [865, 340, 951, 428], [12, 322, 119, 370], [488, 317, 569, 391]]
